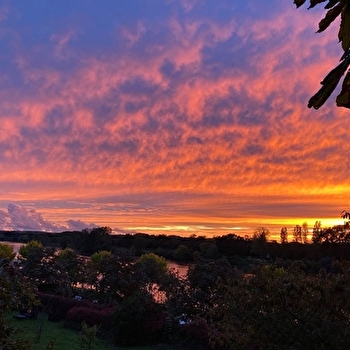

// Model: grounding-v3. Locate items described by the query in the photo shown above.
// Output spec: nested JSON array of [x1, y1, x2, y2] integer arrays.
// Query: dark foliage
[[112, 291, 165, 346], [294, 0, 350, 109], [65, 306, 113, 330], [39, 293, 75, 322], [177, 318, 212, 350], [38, 292, 93, 322]]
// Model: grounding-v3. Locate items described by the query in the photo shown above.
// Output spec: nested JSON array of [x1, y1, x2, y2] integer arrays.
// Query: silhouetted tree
[[252, 227, 270, 257], [311, 224, 350, 245], [95, 253, 136, 303], [185, 258, 237, 320], [19, 244, 72, 296], [293, 225, 302, 243], [280, 227, 288, 244], [312, 220, 322, 243], [302, 222, 309, 243], [341, 210, 350, 228], [81, 227, 112, 255], [173, 244, 192, 261], [342, 210, 350, 219], [56, 247, 83, 288]]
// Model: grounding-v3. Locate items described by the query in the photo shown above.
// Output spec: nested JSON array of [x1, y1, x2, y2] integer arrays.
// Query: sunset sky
[[0, 0, 349, 238]]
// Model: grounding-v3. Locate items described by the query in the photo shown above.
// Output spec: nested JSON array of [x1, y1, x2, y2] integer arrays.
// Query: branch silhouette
[[294, 0, 350, 109]]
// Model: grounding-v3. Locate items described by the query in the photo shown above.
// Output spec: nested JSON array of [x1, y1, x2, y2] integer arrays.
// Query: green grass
[[6, 312, 161, 350], [7, 312, 113, 349]]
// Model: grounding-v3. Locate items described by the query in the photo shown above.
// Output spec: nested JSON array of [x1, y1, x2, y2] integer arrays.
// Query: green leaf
[[325, 0, 340, 9], [317, 3, 343, 32], [308, 58, 350, 109], [336, 70, 350, 107], [308, 0, 327, 9], [339, 3, 350, 51], [293, 0, 307, 8]]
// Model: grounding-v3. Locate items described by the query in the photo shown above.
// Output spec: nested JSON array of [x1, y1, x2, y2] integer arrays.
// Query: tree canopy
[[294, 0, 350, 109]]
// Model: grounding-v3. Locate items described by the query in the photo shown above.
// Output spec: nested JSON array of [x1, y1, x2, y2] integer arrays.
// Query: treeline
[[1, 222, 350, 263]]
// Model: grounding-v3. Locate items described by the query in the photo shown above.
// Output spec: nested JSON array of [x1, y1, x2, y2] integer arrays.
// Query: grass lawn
[[6, 312, 163, 350]]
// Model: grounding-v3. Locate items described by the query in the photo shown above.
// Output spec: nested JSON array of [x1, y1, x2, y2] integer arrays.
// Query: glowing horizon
[[0, 1, 349, 237]]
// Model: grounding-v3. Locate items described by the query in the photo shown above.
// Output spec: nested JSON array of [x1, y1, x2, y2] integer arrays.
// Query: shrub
[[112, 291, 165, 346], [37, 292, 97, 322], [38, 293, 76, 322], [75, 322, 100, 350], [177, 317, 211, 350], [65, 306, 113, 331]]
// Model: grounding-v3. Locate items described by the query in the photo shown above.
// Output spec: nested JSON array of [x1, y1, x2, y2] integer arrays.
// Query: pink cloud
[[50, 28, 81, 58]]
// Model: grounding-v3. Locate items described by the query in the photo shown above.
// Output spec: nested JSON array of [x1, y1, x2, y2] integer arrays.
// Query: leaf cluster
[[294, 0, 350, 108]]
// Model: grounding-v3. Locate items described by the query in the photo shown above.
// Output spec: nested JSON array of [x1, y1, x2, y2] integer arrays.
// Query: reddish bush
[[65, 306, 113, 330], [36, 292, 109, 323]]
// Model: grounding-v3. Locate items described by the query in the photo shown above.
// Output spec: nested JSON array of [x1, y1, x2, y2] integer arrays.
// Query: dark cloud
[[241, 143, 265, 157], [124, 100, 147, 114], [66, 219, 96, 231], [99, 139, 140, 155], [160, 59, 181, 79], [236, 111, 266, 126], [141, 117, 160, 133], [186, 136, 203, 145], [120, 77, 160, 96]]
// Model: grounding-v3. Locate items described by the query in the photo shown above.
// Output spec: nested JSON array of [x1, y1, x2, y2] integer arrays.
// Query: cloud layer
[[0, 0, 348, 236]]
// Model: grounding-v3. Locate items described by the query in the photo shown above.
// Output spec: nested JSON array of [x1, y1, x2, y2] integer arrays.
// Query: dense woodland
[[2, 221, 350, 349]]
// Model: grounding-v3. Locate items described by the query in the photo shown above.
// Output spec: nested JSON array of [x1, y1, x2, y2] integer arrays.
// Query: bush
[[38, 293, 77, 322], [65, 306, 113, 331], [112, 292, 165, 346], [173, 245, 192, 261], [37, 292, 103, 323], [177, 318, 212, 350]]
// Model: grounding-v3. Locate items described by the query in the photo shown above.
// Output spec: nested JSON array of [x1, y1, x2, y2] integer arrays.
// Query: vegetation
[[294, 0, 350, 109], [0, 243, 16, 260], [2, 218, 350, 349], [6, 313, 113, 350]]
